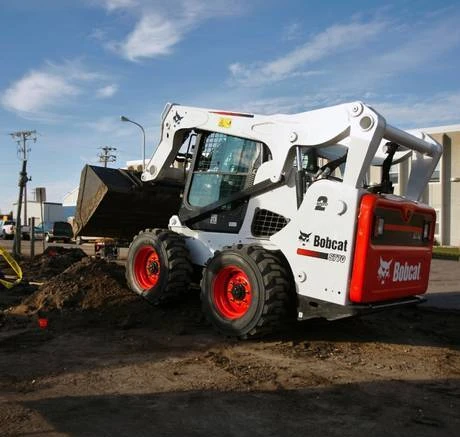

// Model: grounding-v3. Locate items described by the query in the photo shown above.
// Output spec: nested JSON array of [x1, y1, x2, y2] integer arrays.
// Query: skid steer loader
[[76, 101, 442, 338]]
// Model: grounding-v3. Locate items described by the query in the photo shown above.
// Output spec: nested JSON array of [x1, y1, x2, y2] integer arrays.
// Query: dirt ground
[[0, 250, 458, 436]]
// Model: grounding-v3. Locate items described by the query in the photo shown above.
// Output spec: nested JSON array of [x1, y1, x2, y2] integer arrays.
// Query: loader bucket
[[73, 165, 183, 240]]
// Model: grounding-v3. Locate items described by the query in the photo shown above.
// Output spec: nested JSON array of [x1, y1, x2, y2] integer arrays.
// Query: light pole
[[120, 115, 146, 171]]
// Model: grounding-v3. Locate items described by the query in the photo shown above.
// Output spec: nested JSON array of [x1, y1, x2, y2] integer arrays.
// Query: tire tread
[[126, 228, 193, 304], [200, 245, 294, 339]]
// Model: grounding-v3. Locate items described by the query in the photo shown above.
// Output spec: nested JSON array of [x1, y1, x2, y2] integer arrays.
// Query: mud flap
[[297, 294, 424, 321]]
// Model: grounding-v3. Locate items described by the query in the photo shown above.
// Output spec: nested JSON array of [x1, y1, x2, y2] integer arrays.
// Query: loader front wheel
[[126, 229, 193, 304], [201, 246, 293, 338]]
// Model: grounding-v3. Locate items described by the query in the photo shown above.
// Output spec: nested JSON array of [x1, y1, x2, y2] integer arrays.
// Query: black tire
[[201, 245, 294, 339], [126, 228, 193, 304]]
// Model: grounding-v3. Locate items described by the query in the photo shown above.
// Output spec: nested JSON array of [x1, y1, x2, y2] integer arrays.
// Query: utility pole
[[10, 130, 37, 258], [98, 146, 117, 168]]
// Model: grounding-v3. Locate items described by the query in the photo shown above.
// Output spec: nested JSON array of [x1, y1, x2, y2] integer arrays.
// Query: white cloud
[[371, 93, 460, 128], [236, 90, 460, 126], [99, 0, 138, 11], [2, 71, 79, 113], [96, 84, 118, 98], [116, 14, 182, 60], [197, 84, 460, 128], [358, 16, 460, 85], [1, 60, 117, 118], [229, 19, 387, 86], [246, 92, 460, 127], [99, 0, 246, 61]]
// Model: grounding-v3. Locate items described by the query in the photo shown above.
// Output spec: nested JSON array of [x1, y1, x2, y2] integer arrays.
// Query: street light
[[120, 115, 146, 171]]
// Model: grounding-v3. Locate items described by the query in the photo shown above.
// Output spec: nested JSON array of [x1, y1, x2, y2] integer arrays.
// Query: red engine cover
[[349, 194, 435, 303]]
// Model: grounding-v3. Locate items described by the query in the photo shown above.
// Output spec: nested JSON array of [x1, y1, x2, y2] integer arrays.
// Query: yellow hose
[[0, 246, 23, 289]]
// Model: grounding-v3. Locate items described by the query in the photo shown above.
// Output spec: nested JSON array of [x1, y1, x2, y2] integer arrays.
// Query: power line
[[98, 146, 117, 167], [9, 130, 37, 257]]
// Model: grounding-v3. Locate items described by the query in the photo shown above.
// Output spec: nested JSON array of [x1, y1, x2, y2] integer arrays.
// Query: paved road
[[1, 238, 458, 310], [424, 258, 460, 310]]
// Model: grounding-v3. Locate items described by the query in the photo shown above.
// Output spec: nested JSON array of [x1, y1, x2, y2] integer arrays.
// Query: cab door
[[179, 131, 264, 233]]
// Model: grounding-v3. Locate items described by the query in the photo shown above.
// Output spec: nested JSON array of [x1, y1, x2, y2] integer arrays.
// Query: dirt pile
[[1, 247, 89, 315], [5, 249, 203, 332], [16, 258, 134, 315], [20, 247, 87, 281]]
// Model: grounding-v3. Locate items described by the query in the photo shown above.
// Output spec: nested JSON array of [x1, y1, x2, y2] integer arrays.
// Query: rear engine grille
[[252, 209, 289, 237]]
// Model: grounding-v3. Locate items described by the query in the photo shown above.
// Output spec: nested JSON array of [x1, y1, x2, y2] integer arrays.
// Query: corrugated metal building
[[13, 201, 65, 226]]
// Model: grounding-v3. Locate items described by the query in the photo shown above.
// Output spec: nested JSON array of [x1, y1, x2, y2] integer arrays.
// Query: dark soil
[[17, 258, 131, 313], [0, 252, 459, 437], [20, 246, 87, 281]]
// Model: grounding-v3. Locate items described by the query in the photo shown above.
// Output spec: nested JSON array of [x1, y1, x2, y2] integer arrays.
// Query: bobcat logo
[[298, 231, 312, 244], [377, 257, 393, 284], [173, 111, 184, 124]]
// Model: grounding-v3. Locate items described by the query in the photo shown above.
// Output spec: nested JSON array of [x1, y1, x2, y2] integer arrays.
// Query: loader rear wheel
[[201, 245, 293, 338], [126, 229, 193, 304]]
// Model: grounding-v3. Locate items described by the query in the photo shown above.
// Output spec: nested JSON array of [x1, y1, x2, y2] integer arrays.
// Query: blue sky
[[1, 0, 459, 214]]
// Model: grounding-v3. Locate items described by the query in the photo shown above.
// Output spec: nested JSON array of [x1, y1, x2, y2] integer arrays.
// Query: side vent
[[252, 208, 289, 237]]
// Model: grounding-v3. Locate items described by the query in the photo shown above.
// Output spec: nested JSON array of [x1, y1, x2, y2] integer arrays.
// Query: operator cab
[[178, 130, 270, 233]]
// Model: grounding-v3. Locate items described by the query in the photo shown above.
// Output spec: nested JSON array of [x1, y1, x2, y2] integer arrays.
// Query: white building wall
[[14, 201, 65, 225], [43, 203, 66, 224], [424, 127, 460, 246]]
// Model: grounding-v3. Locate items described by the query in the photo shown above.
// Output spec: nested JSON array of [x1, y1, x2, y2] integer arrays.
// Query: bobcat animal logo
[[377, 257, 393, 284], [173, 111, 184, 124], [298, 231, 312, 244]]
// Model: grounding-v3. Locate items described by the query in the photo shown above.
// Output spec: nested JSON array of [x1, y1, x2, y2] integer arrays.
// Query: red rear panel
[[350, 194, 435, 303]]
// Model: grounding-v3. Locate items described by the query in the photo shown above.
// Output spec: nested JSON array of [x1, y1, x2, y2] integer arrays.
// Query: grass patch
[[433, 246, 460, 261]]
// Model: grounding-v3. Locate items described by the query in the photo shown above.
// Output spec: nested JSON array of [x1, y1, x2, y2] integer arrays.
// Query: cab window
[[188, 132, 262, 208]]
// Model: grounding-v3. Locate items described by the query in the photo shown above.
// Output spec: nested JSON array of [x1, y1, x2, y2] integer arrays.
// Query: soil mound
[[21, 247, 87, 281], [17, 258, 134, 315], [7, 254, 202, 332]]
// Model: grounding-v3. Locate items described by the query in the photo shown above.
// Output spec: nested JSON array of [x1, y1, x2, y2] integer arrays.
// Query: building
[[12, 201, 65, 226], [422, 124, 460, 246]]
